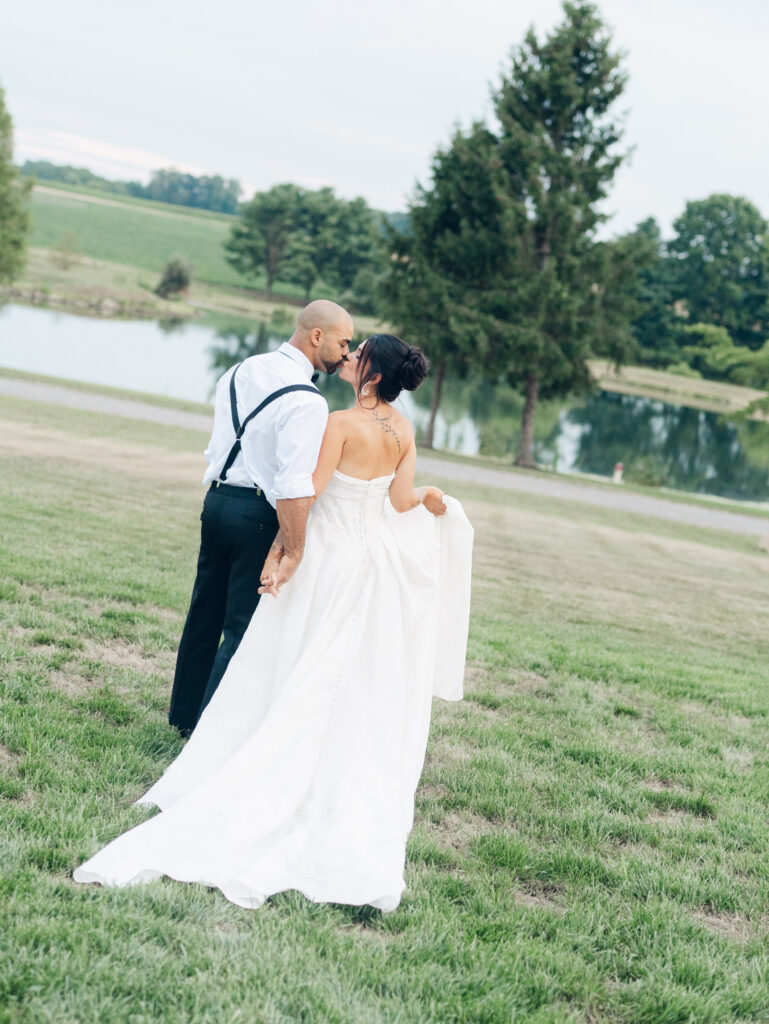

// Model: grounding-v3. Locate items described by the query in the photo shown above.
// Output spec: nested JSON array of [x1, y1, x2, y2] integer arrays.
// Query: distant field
[[30, 181, 239, 222], [27, 184, 305, 297]]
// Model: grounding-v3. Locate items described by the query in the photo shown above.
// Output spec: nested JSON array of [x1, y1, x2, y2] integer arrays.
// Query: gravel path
[[3, 375, 768, 538], [1, 377, 213, 431]]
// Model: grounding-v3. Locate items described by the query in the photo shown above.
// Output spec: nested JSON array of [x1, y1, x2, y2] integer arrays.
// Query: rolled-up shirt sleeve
[[271, 396, 329, 500]]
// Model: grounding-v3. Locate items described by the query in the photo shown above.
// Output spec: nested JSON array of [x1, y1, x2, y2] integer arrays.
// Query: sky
[[2, 0, 768, 237]]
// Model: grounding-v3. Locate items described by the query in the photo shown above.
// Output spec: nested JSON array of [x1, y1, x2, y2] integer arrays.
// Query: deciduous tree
[[668, 194, 769, 351], [225, 184, 303, 297], [626, 218, 682, 367]]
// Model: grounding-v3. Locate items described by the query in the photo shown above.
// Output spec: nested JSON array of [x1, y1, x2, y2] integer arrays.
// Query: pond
[[2, 302, 768, 502]]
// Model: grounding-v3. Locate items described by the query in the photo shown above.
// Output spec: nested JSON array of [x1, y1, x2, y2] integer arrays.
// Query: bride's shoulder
[[389, 406, 415, 438], [324, 409, 354, 438], [327, 409, 355, 426]]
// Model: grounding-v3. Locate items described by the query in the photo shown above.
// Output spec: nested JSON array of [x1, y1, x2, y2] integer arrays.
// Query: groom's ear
[[309, 328, 322, 347]]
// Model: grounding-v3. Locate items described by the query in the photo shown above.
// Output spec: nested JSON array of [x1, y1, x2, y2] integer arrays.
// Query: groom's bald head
[[296, 300, 353, 338], [291, 300, 354, 375]]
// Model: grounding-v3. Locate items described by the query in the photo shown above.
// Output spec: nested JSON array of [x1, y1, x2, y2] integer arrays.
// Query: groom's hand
[[258, 573, 280, 597], [259, 496, 312, 598], [274, 552, 301, 589], [258, 553, 301, 597], [259, 536, 283, 587]]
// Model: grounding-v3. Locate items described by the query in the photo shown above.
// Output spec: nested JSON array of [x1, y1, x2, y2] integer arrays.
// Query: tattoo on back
[[372, 409, 401, 453]]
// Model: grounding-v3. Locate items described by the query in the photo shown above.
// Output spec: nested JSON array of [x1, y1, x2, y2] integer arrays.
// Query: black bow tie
[[311, 373, 319, 384]]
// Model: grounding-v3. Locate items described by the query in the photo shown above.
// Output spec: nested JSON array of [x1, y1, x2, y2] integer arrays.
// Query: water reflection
[[209, 321, 274, 374], [207, 322, 480, 449], [408, 372, 769, 501], [208, 321, 354, 411], [547, 392, 769, 502], [2, 302, 768, 501]]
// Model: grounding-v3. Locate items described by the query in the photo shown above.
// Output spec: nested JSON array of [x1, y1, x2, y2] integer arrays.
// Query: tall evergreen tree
[[382, 125, 494, 447], [0, 84, 31, 284], [489, 0, 630, 465], [388, 3, 632, 465]]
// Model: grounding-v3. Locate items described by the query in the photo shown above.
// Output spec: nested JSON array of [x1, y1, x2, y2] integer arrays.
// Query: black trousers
[[168, 485, 278, 735]]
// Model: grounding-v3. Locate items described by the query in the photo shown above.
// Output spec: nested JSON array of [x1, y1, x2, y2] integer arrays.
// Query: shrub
[[155, 257, 191, 298]]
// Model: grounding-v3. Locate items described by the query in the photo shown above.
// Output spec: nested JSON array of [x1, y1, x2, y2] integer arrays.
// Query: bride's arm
[[311, 413, 347, 498], [389, 440, 446, 515]]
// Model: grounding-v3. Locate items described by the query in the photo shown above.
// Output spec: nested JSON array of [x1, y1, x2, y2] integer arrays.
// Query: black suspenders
[[218, 361, 322, 484]]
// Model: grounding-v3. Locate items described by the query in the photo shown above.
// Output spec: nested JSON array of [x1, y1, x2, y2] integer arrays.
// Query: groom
[[168, 300, 354, 735]]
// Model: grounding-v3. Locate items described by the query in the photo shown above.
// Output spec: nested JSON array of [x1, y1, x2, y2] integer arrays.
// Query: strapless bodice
[[313, 470, 396, 545], [324, 469, 395, 499]]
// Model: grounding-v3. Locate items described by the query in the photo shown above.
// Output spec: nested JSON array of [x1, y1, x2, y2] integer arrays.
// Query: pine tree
[[384, 3, 633, 465], [489, 1, 630, 465]]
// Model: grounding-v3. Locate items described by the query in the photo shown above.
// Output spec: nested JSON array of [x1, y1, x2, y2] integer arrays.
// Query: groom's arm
[[259, 396, 328, 594], [275, 497, 313, 576], [258, 498, 313, 595]]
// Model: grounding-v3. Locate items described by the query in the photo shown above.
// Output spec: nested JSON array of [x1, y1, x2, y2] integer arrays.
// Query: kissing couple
[[75, 300, 473, 912]]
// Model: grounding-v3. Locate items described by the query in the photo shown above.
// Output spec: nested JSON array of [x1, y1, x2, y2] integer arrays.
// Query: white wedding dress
[[74, 470, 473, 911]]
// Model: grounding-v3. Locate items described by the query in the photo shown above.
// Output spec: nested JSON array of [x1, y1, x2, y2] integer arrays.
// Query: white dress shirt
[[203, 343, 329, 507]]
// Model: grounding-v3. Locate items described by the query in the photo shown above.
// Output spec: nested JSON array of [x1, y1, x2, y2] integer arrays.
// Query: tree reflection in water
[[550, 393, 769, 501], [205, 337, 769, 501], [208, 321, 275, 378], [208, 319, 353, 413]]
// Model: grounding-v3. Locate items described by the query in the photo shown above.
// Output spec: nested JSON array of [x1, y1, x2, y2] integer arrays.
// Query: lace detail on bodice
[[313, 470, 396, 547]]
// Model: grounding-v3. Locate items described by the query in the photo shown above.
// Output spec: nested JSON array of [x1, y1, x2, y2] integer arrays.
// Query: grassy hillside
[[27, 184, 302, 295], [28, 185, 243, 288], [1, 395, 768, 1023]]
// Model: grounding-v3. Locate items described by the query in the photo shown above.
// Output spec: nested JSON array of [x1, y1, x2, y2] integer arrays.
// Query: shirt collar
[[279, 342, 315, 380]]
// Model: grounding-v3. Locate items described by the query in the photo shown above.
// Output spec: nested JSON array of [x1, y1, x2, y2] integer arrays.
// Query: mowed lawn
[[1, 396, 768, 1024]]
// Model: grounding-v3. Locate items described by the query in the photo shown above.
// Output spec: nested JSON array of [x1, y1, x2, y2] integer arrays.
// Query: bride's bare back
[[334, 403, 412, 479], [312, 403, 444, 516]]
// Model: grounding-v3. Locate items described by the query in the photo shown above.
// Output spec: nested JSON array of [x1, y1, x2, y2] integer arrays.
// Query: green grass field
[[27, 185, 247, 289], [1, 396, 769, 1023]]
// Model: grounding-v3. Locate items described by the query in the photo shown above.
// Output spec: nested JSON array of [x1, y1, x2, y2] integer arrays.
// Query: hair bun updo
[[357, 333, 430, 403], [399, 348, 430, 392]]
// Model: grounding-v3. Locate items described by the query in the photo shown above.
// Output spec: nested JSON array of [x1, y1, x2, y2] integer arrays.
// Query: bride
[[74, 333, 473, 912]]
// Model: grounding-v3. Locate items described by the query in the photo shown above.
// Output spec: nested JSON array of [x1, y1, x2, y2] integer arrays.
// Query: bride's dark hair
[[357, 333, 429, 403]]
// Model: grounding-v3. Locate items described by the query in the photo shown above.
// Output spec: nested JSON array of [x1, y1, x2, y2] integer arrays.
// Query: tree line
[[224, 183, 393, 308], [21, 161, 243, 215], [18, 158, 397, 310]]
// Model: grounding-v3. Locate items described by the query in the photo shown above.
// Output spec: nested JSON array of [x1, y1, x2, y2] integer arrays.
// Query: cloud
[[15, 129, 209, 182]]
